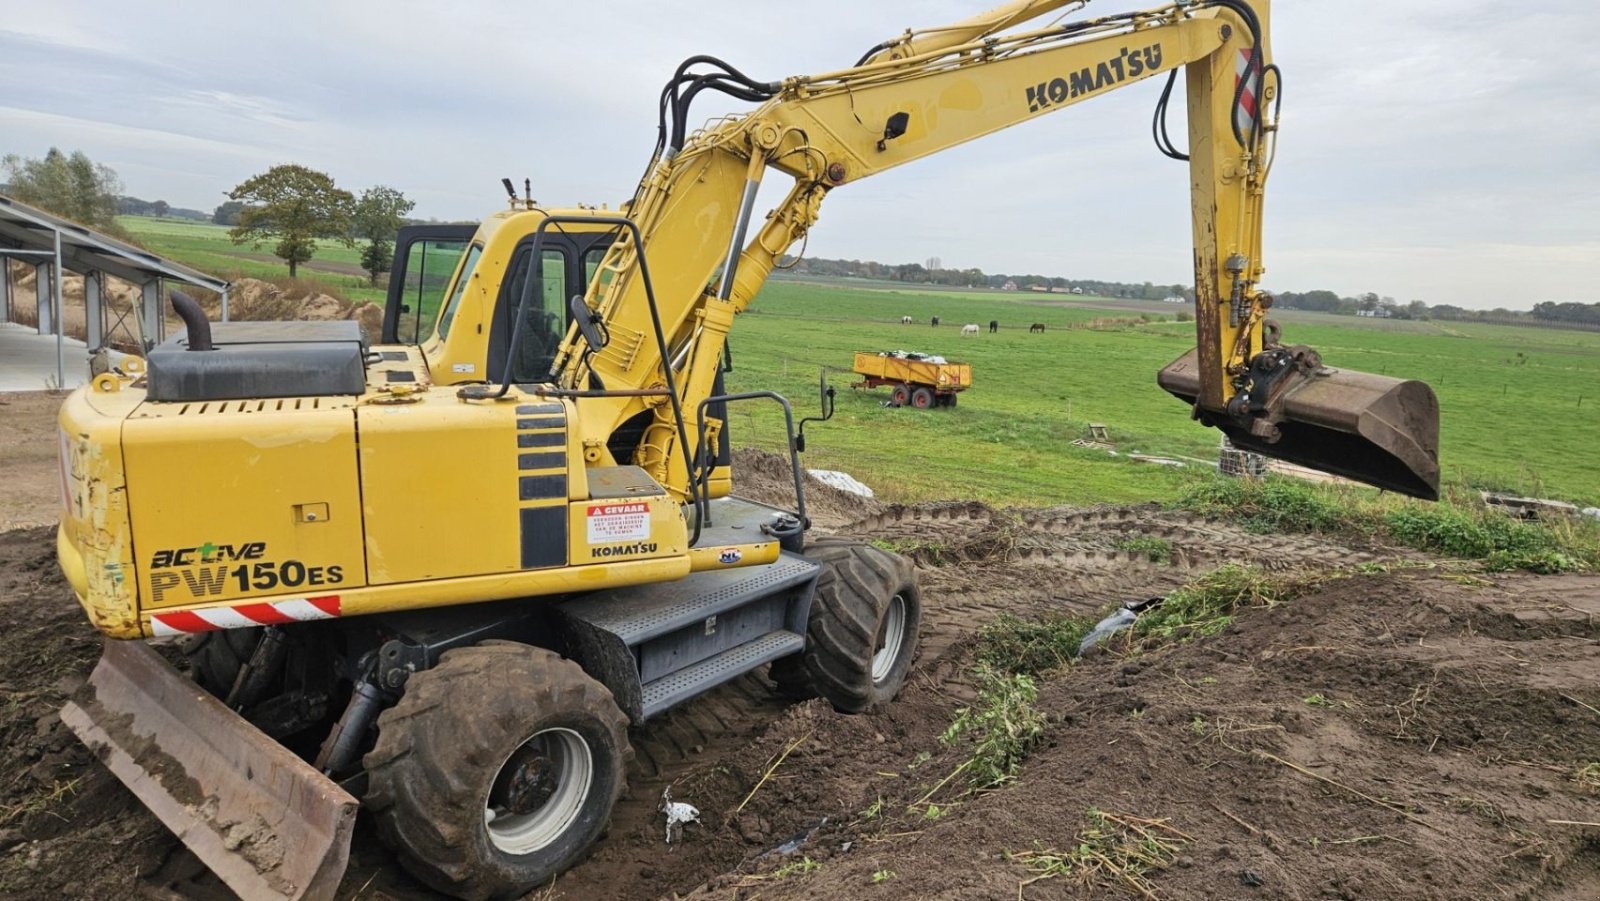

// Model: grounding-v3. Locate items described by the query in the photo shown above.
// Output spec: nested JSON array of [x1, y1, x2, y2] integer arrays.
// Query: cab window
[[500, 246, 570, 382], [435, 244, 483, 341]]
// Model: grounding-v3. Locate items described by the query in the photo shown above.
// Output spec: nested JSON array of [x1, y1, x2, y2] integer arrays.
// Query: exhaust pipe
[[170, 289, 213, 351], [1158, 348, 1440, 500]]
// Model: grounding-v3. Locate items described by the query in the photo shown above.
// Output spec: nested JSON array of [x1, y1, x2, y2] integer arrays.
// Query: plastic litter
[[661, 786, 700, 844], [1078, 596, 1166, 655]]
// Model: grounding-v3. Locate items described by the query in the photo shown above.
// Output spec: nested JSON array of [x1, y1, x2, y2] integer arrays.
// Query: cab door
[[381, 224, 477, 345]]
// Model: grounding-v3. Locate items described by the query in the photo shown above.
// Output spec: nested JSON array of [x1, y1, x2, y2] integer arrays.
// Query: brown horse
[[1029, 322, 1045, 333]]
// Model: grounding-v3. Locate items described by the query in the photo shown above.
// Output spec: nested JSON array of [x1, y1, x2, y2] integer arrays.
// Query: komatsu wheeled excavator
[[56, 1, 1439, 898]]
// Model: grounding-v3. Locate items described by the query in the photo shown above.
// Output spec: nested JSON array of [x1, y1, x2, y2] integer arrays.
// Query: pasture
[[112, 217, 1599, 507], [726, 279, 1600, 507]]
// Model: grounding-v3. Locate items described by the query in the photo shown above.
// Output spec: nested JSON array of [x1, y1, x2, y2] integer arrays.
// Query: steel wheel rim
[[484, 727, 593, 855], [872, 594, 908, 684]]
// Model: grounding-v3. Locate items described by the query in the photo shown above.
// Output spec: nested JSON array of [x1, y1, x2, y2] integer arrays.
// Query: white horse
[[960, 323, 979, 336]]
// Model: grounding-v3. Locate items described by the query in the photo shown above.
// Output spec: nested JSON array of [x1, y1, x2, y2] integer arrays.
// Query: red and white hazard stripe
[[1234, 48, 1262, 139], [149, 595, 342, 636]]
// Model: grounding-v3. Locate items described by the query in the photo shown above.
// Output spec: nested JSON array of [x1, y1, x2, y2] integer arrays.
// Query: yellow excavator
[[56, 1, 1438, 898]]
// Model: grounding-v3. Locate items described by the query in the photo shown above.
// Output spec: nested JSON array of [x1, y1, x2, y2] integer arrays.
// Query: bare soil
[[1, 443, 1595, 900]]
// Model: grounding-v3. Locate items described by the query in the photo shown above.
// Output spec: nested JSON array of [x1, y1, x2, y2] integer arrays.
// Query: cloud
[[4, 1, 1596, 308]]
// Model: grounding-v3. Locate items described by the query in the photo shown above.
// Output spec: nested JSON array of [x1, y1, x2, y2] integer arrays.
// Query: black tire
[[942, 392, 958, 408], [890, 384, 911, 407], [182, 627, 262, 696], [911, 387, 934, 410], [364, 641, 631, 901], [772, 537, 921, 713]]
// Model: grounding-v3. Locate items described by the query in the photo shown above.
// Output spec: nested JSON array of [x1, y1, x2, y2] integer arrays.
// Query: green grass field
[[114, 217, 1600, 508], [726, 279, 1600, 507], [120, 216, 388, 304]]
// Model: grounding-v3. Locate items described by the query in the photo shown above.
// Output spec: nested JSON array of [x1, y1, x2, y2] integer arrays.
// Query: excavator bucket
[[60, 639, 358, 901], [1157, 349, 1440, 500]]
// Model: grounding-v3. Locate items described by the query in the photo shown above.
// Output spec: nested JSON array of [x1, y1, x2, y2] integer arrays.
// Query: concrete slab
[[0, 322, 97, 392]]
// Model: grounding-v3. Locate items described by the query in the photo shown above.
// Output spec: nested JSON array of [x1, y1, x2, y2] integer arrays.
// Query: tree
[[352, 185, 416, 285], [227, 165, 354, 278], [2, 147, 123, 230], [212, 200, 245, 226]]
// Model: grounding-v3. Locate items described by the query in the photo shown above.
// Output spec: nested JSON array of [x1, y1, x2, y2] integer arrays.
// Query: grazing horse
[[960, 323, 979, 336], [988, 319, 998, 333], [901, 315, 913, 325], [1029, 322, 1046, 333], [931, 316, 940, 327]]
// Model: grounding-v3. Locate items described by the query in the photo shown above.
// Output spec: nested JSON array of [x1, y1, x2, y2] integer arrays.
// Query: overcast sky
[[3, 0, 1594, 309]]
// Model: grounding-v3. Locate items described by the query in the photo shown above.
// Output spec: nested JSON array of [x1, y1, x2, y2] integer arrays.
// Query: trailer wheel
[[365, 641, 630, 901], [772, 537, 921, 713], [890, 384, 911, 406], [944, 392, 958, 408], [911, 387, 934, 409]]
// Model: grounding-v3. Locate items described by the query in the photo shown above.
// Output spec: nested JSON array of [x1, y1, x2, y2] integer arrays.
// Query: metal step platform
[[556, 551, 820, 721]]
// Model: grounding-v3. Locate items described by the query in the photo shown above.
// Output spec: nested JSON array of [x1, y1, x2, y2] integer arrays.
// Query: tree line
[[780, 255, 1191, 301], [4, 148, 413, 284], [783, 254, 1596, 328], [7, 146, 1595, 324]]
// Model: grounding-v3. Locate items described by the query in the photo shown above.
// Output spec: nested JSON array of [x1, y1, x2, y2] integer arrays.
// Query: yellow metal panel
[[141, 554, 694, 635], [58, 385, 141, 638], [121, 401, 365, 610], [566, 495, 686, 567], [358, 393, 533, 583]]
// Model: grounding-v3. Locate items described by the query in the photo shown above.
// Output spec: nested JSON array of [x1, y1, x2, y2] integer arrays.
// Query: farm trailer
[[852, 351, 972, 409]]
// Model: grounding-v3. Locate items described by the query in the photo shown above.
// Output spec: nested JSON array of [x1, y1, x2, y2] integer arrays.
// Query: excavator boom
[[553, 0, 1438, 500]]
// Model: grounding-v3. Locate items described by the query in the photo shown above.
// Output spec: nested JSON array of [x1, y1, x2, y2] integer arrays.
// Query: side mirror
[[569, 295, 606, 353], [796, 367, 836, 453], [877, 111, 911, 151]]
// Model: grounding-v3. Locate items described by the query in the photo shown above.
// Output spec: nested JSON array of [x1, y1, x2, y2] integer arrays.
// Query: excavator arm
[[548, 0, 1439, 502]]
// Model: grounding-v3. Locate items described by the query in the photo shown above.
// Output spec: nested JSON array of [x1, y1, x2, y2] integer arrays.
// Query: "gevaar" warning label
[[586, 502, 650, 544]]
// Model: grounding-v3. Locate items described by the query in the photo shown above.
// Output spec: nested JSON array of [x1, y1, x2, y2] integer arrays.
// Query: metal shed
[[0, 193, 230, 388]]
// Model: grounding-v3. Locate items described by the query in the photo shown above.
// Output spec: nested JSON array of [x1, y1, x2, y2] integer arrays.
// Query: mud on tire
[[772, 536, 922, 713], [364, 641, 632, 901], [182, 627, 262, 697]]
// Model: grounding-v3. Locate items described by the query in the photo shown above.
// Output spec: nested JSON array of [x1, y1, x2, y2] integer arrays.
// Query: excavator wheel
[[771, 537, 922, 713], [364, 641, 631, 901], [182, 627, 265, 697]]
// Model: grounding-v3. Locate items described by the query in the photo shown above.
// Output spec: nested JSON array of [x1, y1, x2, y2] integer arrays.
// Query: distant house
[[1162, 296, 1185, 304], [1002, 280, 1018, 291], [1050, 286, 1068, 294], [1030, 285, 1049, 293], [1071, 287, 1085, 295], [1356, 308, 1393, 318]]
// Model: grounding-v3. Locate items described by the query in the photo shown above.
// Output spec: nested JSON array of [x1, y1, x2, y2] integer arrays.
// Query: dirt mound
[[2, 267, 384, 348], [684, 571, 1600, 901], [1, 497, 1594, 900], [730, 448, 882, 530], [224, 278, 384, 341]]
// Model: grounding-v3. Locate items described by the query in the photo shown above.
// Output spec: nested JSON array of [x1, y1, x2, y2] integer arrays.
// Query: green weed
[[871, 868, 897, 883], [1115, 536, 1174, 564], [1134, 565, 1322, 643], [940, 664, 1048, 790], [975, 612, 1096, 677], [1574, 763, 1600, 794], [1007, 808, 1188, 897]]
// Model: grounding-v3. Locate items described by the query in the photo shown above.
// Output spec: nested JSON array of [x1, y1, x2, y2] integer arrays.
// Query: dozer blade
[[1158, 348, 1440, 500], [60, 639, 358, 901]]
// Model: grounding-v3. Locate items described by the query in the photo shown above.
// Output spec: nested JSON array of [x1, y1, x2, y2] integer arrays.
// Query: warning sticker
[[586, 503, 650, 544]]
